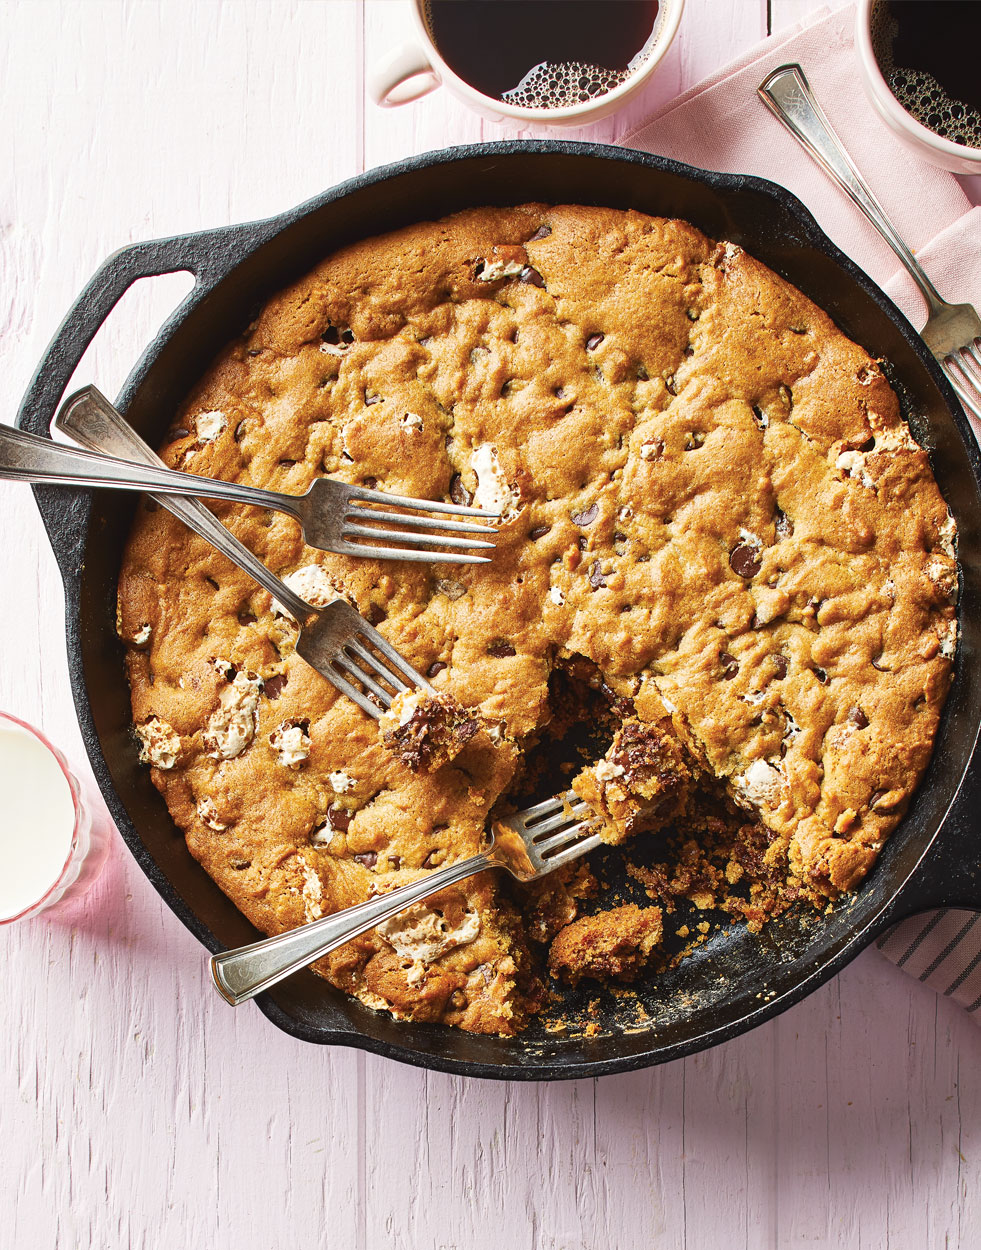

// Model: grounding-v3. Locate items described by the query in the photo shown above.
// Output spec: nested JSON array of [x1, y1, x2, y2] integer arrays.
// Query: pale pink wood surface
[[1, 2, 979, 1246]]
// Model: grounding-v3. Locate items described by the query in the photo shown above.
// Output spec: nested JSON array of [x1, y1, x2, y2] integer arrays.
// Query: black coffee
[[424, 0, 661, 109], [872, 0, 981, 147]]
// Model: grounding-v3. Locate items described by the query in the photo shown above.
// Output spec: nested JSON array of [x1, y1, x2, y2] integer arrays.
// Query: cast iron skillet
[[16, 142, 981, 1080]]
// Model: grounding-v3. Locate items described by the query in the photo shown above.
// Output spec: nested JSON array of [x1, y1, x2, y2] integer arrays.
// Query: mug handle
[[369, 42, 441, 107]]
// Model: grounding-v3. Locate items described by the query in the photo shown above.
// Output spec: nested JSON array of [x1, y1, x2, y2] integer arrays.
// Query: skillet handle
[[879, 743, 981, 924], [14, 221, 272, 582]]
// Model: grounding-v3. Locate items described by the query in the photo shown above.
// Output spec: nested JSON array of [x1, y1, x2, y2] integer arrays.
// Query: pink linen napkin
[[624, 3, 981, 1019]]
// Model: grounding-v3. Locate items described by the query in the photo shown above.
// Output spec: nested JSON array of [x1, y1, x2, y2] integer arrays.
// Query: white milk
[[0, 726, 76, 919]]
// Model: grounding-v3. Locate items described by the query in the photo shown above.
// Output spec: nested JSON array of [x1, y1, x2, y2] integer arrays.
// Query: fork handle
[[758, 64, 947, 315], [210, 852, 493, 1005], [0, 391, 305, 522], [53, 387, 314, 624]]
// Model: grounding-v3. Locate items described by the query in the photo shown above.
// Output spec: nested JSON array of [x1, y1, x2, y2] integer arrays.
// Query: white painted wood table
[[2, 2, 980, 1246]]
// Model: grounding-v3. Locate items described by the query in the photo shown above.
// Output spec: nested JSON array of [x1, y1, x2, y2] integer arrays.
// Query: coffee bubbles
[[871, 0, 981, 149], [424, 0, 661, 111], [503, 61, 633, 110]]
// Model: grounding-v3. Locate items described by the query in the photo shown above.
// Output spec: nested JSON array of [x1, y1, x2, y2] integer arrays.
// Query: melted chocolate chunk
[[263, 673, 288, 700], [772, 654, 789, 680], [588, 561, 608, 590], [585, 333, 605, 351], [449, 474, 473, 506], [519, 265, 545, 288], [487, 639, 516, 658], [527, 224, 552, 241], [847, 706, 869, 729], [571, 503, 598, 527], [327, 804, 352, 833], [529, 524, 551, 541], [353, 851, 377, 869], [719, 651, 739, 680], [729, 544, 762, 579], [426, 660, 447, 678]]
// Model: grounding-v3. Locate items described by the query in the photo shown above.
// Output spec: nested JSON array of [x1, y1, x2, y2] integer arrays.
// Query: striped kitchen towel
[[624, 2, 981, 1019]]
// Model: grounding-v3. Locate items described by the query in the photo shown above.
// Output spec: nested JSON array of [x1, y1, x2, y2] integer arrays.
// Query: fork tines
[[941, 341, 981, 424], [507, 790, 603, 871], [300, 602, 435, 720], [342, 486, 500, 565]]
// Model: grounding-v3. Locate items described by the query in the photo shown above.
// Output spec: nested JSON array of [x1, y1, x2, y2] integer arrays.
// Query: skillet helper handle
[[757, 63, 945, 313], [15, 224, 264, 441], [210, 853, 493, 1006], [54, 387, 313, 625]]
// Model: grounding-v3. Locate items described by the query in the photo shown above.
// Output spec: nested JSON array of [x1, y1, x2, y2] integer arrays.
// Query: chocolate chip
[[449, 474, 473, 507], [528, 224, 552, 241], [772, 654, 789, 679], [751, 405, 766, 429], [322, 324, 354, 346], [814, 667, 829, 685], [847, 706, 869, 729], [529, 525, 551, 541], [665, 375, 678, 396], [868, 790, 887, 810], [585, 332, 605, 351], [577, 535, 588, 551], [366, 603, 386, 625], [353, 851, 377, 869], [775, 507, 793, 538], [361, 476, 378, 489], [422, 850, 443, 869], [364, 391, 383, 406], [234, 420, 248, 442], [205, 575, 220, 591], [168, 427, 190, 440], [870, 654, 889, 672], [327, 804, 352, 833], [720, 651, 739, 680], [263, 673, 288, 700], [588, 561, 608, 590], [453, 719, 480, 743], [856, 436, 876, 452], [571, 503, 598, 527], [487, 639, 516, 657], [729, 544, 762, 579], [637, 364, 650, 380], [519, 265, 545, 288], [228, 856, 251, 871], [278, 458, 297, 468], [237, 609, 257, 626], [426, 660, 447, 678]]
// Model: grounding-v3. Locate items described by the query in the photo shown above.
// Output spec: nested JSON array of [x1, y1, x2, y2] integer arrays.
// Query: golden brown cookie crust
[[118, 203, 957, 1032]]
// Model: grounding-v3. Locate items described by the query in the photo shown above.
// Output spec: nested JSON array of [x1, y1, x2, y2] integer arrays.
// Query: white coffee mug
[[855, 0, 981, 176], [369, 0, 686, 127]]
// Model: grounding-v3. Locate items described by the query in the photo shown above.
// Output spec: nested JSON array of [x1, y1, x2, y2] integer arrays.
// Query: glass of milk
[[0, 711, 111, 923]]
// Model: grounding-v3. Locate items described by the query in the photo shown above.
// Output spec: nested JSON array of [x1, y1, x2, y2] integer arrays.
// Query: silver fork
[[759, 64, 981, 424], [5, 384, 499, 564], [54, 391, 435, 719], [210, 790, 600, 1005]]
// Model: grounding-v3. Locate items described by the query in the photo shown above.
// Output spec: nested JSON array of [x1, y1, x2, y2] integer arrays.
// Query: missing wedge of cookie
[[118, 203, 957, 1034]]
